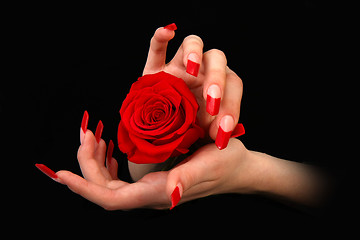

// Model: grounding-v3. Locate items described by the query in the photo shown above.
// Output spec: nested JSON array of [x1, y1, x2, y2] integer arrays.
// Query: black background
[[6, 1, 355, 236]]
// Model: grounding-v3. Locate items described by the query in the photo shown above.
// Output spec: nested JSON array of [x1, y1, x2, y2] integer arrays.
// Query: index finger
[[57, 170, 118, 210], [143, 26, 175, 75]]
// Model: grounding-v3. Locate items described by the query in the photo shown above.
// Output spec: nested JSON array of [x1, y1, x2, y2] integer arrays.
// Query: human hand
[[56, 128, 171, 210], [37, 128, 324, 210], [143, 24, 244, 150], [47, 126, 254, 210]]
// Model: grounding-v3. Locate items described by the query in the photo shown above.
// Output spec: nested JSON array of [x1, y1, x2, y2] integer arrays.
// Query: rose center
[[150, 109, 165, 122]]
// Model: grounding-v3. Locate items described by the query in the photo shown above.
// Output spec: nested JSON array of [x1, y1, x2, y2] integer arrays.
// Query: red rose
[[118, 71, 204, 164]]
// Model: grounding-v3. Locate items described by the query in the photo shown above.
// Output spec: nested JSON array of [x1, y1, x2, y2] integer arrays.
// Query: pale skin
[[54, 26, 327, 211]]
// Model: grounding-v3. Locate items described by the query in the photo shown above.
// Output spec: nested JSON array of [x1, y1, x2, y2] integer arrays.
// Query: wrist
[[227, 142, 271, 195], [244, 150, 328, 207], [240, 150, 272, 194], [245, 151, 275, 194]]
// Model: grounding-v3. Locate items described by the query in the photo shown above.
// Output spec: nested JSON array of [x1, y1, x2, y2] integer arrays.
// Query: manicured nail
[[107, 139, 114, 165], [186, 53, 200, 77], [164, 23, 177, 31], [206, 85, 221, 116], [95, 120, 104, 144], [231, 123, 245, 138], [215, 115, 235, 150], [35, 164, 58, 180], [170, 185, 181, 210], [80, 110, 89, 144]]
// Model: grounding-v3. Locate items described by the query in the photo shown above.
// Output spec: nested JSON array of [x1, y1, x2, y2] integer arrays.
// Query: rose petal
[[118, 71, 204, 164], [172, 97, 195, 135], [117, 121, 136, 154], [130, 130, 180, 154]]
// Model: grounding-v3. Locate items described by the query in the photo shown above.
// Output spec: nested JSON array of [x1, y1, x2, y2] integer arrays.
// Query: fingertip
[[55, 170, 74, 185], [82, 130, 95, 148], [170, 184, 183, 210], [154, 26, 175, 42], [166, 170, 182, 199], [56, 170, 88, 193]]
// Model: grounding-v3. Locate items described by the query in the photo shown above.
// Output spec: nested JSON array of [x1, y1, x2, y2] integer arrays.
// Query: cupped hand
[[143, 25, 243, 148], [56, 128, 254, 210]]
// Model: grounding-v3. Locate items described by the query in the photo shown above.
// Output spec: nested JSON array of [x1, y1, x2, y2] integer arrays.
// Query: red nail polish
[[215, 126, 232, 150], [170, 186, 181, 210], [35, 164, 58, 179], [186, 60, 200, 77], [95, 120, 104, 143], [206, 95, 221, 116], [81, 110, 89, 133], [164, 23, 177, 30], [80, 110, 89, 144], [107, 140, 114, 164], [231, 123, 245, 138]]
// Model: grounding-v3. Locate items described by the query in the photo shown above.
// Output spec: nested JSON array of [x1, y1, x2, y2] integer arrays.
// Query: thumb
[[166, 145, 216, 209]]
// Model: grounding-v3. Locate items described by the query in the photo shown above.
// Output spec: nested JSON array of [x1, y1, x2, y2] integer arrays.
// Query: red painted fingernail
[[107, 139, 114, 164], [206, 96, 221, 116], [215, 115, 234, 150], [164, 23, 177, 30], [35, 164, 58, 179], [231, 123, 245, 138], [170, 186, 181, 210], [80, 110, 89, 144], [186, 59, 200, 77], [215, 126, 232, 150], [206, 85, 221, 115], [95, 120, 104, 144]]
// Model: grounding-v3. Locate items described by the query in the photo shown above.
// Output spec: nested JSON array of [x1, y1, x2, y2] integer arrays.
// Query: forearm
[[246, 150, 328, 207]]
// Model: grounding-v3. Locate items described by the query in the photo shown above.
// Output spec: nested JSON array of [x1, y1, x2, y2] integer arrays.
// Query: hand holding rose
[[36, 24, 328, 211], [143, 25, 243, 149], [122, 24, 244, 180]]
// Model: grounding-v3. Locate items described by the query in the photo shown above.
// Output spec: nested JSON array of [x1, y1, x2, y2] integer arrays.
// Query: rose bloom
[[118, 71, 204, 164]]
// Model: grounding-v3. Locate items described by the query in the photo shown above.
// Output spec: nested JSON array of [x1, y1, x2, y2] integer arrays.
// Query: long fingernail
[[215, 115, 235, 150], [186, 53, 200, 77], [35, 164, 58, 180], [107, 139, 114, 165], [80, 110, 89, 144], [95, 120, 104, 144], [170, 185, 182, 210], [164, 23, 177, 30], [206, 85, 221, 116]]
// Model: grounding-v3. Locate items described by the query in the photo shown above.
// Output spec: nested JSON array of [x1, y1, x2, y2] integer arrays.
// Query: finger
[[78, 130, 96, 161], [211, 67, 243, 149], [106, 140, 118, 180], [58, 170, 162, 210], [143, 26, 176, 75], [202, 49, 227, 116], [166, 144, 217, 206], [169, 35, 204, 77], [77, 130, 109, 184], [94, 139, 106, 164], [57, 170, 122, 210]]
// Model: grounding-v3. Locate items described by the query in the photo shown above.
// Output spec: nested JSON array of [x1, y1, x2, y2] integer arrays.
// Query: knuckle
[[206, 49, 227, 61], [184, 34, 204, 47], [77, 147, 85, 162], [227, 68, 243, 89]]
